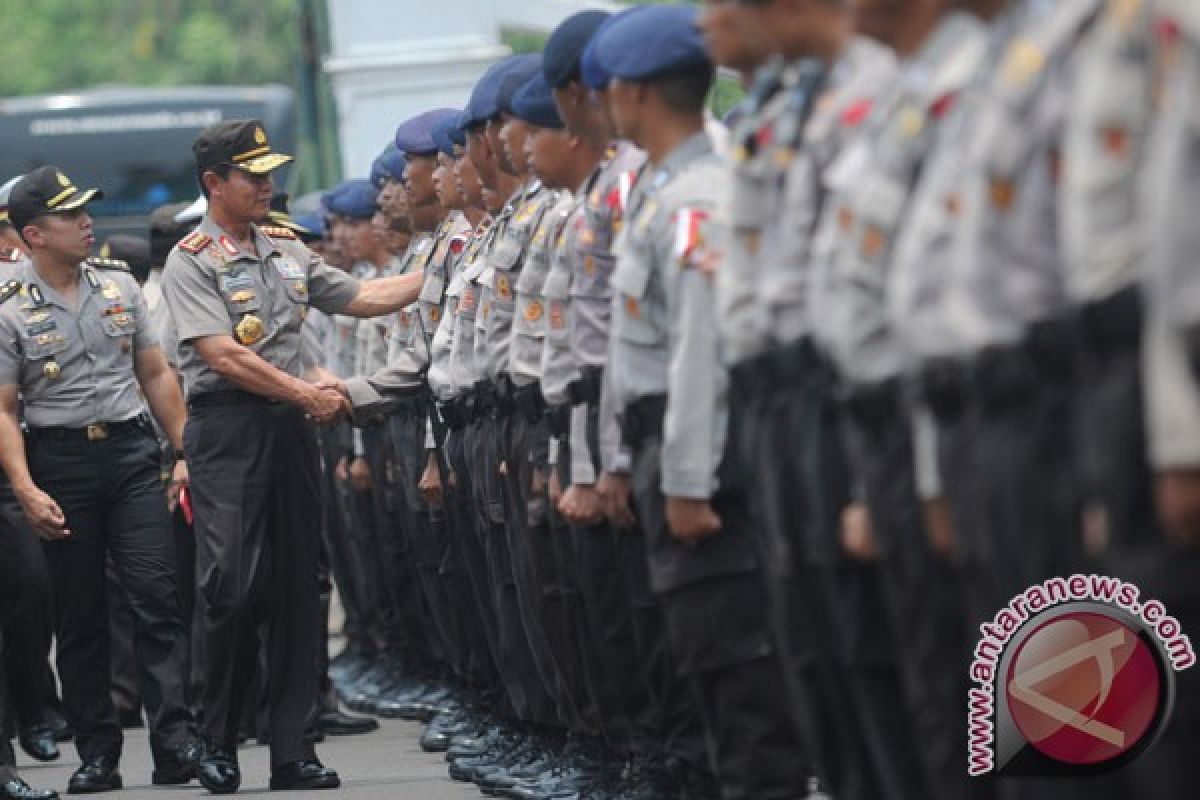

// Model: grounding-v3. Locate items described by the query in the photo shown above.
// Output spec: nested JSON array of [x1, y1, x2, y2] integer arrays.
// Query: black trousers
[[629, 434, 807, 799], [316, 423, 369, 653], [843, 403, 972, 800], [28, 424, 193, 765], [733, 365, 868, 800], [0, 496, 54, 734], [184, 400, 321, 767]]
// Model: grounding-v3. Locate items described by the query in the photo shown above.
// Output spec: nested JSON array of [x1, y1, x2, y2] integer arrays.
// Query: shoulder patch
[[260, 224, 297, 241], [178, 232, 212, 254], [0, 280, 20, 305], [86, 256, 130, 272]]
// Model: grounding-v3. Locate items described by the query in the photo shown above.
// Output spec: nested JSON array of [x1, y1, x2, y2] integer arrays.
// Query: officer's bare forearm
[[193, 334, 320, 409], [340, 272, 425, 317], [136, 350, 188, 451], [0, 390, 35, 494]]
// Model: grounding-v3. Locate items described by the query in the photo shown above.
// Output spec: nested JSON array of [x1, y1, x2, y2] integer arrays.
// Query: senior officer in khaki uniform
[[161, 120, 425, 794], [0, 166, 200, 795]]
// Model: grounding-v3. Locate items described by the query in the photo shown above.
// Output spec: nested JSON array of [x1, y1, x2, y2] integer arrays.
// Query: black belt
[[188, 389, 283, 411], [917, 358, 971, 424], [1079, 285, 1141, 356], [391, 390, 430, 421], [512, 383, 545, 424], [730, 337, 831, 400], [839, 377, 902, 431], [29, 414, 148, 443], [438, 395, 468, 430], [618, 394, 667, 451]]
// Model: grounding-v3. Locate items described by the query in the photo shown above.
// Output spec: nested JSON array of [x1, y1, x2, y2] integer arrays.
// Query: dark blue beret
[[543, 10, 611, 89], [394, 108, 460, 156], [496, 54, 543, 116], [447, 114, 467, 147], [464, 54, 543, 126], [292, 211, 327, 239], [587, 5, 709, 84], [511, 72, 564, 130], [582, 8, 646, 90], [326, 179, 378, 220], [432, 112, 463, 156], [319, 182, 346, 213], [375, 145, 407, 185]]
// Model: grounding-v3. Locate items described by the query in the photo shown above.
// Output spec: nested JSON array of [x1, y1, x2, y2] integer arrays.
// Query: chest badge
[[43, 361, 62, 381], [235, 314, 266, 346]]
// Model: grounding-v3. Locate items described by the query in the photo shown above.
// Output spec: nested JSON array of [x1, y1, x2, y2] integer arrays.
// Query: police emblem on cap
[[56, 172, 70, 188], [254, 127, 267, 145]]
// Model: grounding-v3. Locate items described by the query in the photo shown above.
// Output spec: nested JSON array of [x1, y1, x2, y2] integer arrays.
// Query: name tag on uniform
[[220, 274, 255, 292], [24, 317, 57, 336]]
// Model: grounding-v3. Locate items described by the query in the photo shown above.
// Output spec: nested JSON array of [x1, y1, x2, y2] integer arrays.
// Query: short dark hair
[[653, 65, 716, 114], [197, 163, 234, 199]]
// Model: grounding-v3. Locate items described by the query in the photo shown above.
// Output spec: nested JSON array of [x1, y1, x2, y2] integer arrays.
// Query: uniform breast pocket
[[418, 270, 445, 306], [612, 255, 662, 346], [491, 229, 527, 270], [584, 207, 614, 251], [975, 104, 1035, 211]]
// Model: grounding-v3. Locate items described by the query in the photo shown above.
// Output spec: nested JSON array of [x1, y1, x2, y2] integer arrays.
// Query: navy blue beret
[[432, 112, 462, 156], [375, 145, 407, 185], [587, 5, 709, 84], [394, 108, 460, 156], [543, 10, 611, 89], [320, 182, 346, 213], [464, 54, 543, 126], [582, 8, 646, 90], [511, 72, 564, 130], [326, 179, 378, 220], [292, 211, 327, 240], [448, 114, 467, 147]]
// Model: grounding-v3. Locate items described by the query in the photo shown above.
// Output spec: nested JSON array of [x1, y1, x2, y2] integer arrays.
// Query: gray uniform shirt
[[813, 12, 988, 385], [610, 132, 730, 499], [1063, 0, 1154, 304], [478, 183, 557, 383], [512, 194, 573, 387], [0, 259, 156, 427], [940, 0, 1101, 354], [161, 216, 359, 399], [764, 37, 898, 348]]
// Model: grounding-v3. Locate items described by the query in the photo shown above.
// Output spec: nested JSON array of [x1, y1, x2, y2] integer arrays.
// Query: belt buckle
[[86, 423, 109, 441]]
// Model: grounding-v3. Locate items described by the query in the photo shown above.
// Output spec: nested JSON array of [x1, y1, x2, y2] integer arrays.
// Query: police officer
[[0, 166, 200, 793], [591, 8, 811, 799], [161, 119, 424, 793]]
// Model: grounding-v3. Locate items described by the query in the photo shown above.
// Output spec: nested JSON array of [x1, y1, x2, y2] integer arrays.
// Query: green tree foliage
[[0, 0, 299, 97]]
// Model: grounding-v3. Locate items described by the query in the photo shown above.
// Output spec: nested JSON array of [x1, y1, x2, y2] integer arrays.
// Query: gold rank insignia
[[235, 314, 265, 345], [44, 361, 61, 380], [430, 306, 441, 323], [496, 274, 512, 300], [231, 290, 256, 304], [291, 281, 307, 296], [524, 300, 544, 323]]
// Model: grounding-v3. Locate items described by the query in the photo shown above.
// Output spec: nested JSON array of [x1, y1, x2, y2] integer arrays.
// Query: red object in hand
[[179, 486, 194, 526]]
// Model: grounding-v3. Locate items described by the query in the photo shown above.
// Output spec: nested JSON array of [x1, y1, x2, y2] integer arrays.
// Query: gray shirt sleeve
[[305, 245, 362, 315], [126, 275, 159, 353]]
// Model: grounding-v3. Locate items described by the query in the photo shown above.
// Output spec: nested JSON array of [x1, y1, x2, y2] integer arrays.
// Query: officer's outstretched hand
[[560, 484, 605, 527], [598, 472, 636, 530], [666, 497, 721, 545], [16, 484, 70, 541], [304, 384, 349, 424]]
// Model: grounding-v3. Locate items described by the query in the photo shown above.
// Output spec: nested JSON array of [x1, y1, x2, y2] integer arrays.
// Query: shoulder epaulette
[[260, 225, 297, 241], [0, 248, 22, 263], [178, 231, 212, 254], [86, 256, 130, 272], [0, 280, 20, 305]]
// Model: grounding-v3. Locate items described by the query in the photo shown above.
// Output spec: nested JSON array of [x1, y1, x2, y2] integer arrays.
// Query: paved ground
[[16, 719, 484, 799]]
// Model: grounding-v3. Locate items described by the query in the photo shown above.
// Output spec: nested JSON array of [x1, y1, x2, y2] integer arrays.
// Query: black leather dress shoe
[[316, 709, 379, 736], [43, 708, 72, 742], [1, 777, 59, 800], [197, 745, 241, 795], [18, 724, 59, 762], [66, 758, 122, 794], [268, 759, 340, 790], [152, 738, 202, 785]]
